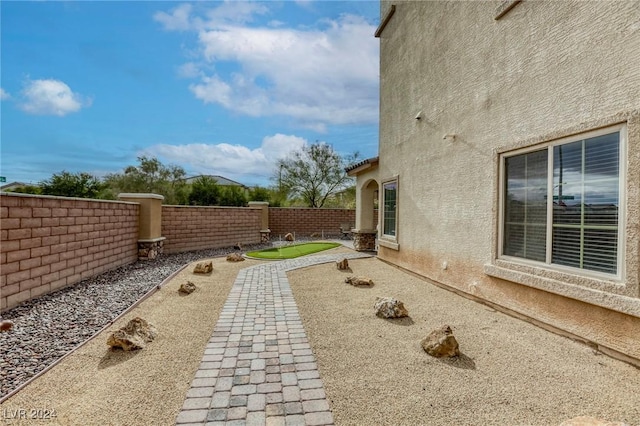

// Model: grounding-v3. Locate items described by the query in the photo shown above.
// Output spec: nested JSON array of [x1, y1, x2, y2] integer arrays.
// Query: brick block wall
[[162, 206, 262, 253], [269, 208, 356, 239], [1, 194, 139, 311], [1, 197, 360, 311]]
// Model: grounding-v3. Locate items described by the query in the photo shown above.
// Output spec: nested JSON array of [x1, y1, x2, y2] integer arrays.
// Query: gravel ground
[[0, 242, 270, 400], [1, 247, 639, 425], [0, 249, 270, 425], [288, 257, 640, 426]]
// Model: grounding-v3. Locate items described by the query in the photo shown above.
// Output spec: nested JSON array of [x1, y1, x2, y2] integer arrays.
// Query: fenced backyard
[[0, 192, 355, 311]]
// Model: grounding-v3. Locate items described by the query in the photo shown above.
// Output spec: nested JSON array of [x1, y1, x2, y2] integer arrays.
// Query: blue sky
[[1, 1, 380, 187]]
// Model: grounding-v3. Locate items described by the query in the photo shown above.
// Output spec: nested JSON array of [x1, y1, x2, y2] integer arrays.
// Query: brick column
[[248, 201, 270, 242], [118, 193, 165, 260]]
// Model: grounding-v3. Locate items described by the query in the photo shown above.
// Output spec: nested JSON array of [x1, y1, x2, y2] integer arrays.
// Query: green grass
[[246, 242, 341, 259]]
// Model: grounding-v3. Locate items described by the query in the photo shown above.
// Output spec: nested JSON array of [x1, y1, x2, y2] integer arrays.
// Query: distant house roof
[[1, 181, 29, 191], [345, 157, 379, 176], [184, 175, 249, 188]]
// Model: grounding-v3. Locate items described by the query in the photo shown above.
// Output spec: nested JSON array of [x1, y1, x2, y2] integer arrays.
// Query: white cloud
[[177, 62, 202, 79], [19, 79, 90, 116], [153, 4, 193, 31], [293, 0, 315, 11], [189, 75, 234, 107], [154, 2, 270, 32], [0, 88, 10, 100], [268, 20, 285, 28], [145, 133, 306, 180], [157, 2, 379, 131], [203, 1, 269, 26]]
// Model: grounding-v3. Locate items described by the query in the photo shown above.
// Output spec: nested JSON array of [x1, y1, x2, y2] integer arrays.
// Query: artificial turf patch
[[246, 242, 341, 259]]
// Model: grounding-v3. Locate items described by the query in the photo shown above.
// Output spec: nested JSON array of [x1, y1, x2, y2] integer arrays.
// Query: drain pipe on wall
[[0, 262, 190, 404]]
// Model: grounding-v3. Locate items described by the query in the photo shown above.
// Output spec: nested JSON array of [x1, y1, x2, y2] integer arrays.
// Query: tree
[[104, 156, 188, 205], [248, 186, 271, 202], [188, 176, 221, 206], [277, 142, 357, 208], [323, 185, 356, 209], [247, 186, 287, 206], [40, 171, 106, 198], [188, 177, 249, 206], [219, 186, 248, 207]]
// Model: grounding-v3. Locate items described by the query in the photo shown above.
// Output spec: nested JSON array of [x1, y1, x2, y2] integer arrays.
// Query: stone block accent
[[137, 238, 165, 261], [353, 231, 377, 252]]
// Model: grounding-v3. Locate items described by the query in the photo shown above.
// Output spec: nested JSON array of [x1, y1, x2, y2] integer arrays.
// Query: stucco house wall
[[375, 1, 640, 364]]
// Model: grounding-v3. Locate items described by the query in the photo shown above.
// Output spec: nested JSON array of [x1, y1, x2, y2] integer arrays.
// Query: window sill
[[378, 239, 399, 251], [484, 261, 640, 319]]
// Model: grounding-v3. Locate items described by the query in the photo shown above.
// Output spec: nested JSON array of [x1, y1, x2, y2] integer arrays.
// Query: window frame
[[380, 176, 399, 243], [498, 124, 627, 281]]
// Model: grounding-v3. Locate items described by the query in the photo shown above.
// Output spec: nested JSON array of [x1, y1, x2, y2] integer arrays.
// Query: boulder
[[421, 325, 460, 358], [374, 297, 408, 318], [559, 416, 629, 426], [336, 258, 349, 270], [284, 233, 294, 241], [107, 317, 157, 351], [0, 320, 14, 332], [233, 242, 243, 251], [179, 281, 197, 294], [193, 261, 213, 274], [226, 253, 245, 262], [345, 276, 373, 286]]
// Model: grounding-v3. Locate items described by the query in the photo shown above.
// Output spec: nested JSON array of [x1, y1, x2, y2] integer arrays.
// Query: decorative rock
[[107, 317, 157, 351], [178, 281, 197, 294], [233, 242, 243, 251], [559, 416, 629, 426], [421, 325, 460, 358], [336, 258, 349, 270], [226, 253, 245, 262], [284, 233, 294, 241], [0, 242, 275, 399], [310, 232, 321, 238], [193, 261, 213, 274], [345, 276, 373, 286], [374, 297, 408, 318], [0, 320, 14, 332]]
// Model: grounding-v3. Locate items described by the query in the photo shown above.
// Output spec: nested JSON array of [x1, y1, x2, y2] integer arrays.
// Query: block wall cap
[[118, 193, 165, 200], [353, 229, 377, 234], [1, 192, 139, 205], [138, 237, 166, 243]]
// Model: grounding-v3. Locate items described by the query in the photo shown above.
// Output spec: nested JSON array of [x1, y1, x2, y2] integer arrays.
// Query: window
[[501, 127, 623, 276], [382, 180, 397, 238]]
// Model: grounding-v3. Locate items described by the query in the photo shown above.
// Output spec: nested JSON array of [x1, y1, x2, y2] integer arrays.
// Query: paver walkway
[[176, 251, 372, 426]]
